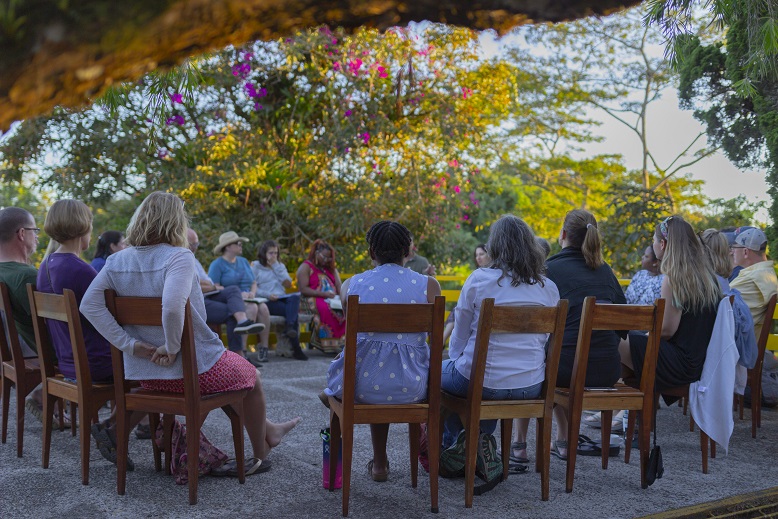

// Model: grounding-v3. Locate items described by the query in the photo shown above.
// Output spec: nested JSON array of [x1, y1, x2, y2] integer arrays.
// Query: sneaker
[[246, 352, 264, 367], [440, 430, 466, 478], [293, 348, 309, 361], [91, 423, 135, 471], [234, 320, 265, 335], [285, 328, 299, 339], [258, 347, 269, 363], [476, 433, 502, 483]]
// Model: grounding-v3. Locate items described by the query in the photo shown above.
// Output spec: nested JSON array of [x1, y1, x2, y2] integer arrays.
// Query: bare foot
[[266, 417, 301, 448]]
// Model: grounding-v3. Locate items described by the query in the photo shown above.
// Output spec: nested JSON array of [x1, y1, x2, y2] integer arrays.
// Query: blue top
[[90, 256, 106, 273], [208, 256, 254, 292]]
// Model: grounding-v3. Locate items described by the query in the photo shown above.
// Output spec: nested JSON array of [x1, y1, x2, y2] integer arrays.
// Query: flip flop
[[576, 434, 620, 457], [211, 457, 271, 477], [508, 462, 529, 475], [498, 441, 530, 464]]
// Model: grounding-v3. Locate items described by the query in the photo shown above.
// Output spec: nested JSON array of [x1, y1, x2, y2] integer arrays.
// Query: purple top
[[37, 253, 113, 382]]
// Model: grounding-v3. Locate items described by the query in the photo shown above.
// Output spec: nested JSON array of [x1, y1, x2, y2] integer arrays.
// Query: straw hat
[[213, 231, 249, 255]]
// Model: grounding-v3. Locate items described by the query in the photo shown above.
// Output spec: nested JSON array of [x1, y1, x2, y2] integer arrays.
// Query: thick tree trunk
[[0, 0, 639, 132]]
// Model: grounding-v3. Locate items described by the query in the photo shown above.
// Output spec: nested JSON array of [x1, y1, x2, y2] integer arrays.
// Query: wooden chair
[[104, 290, 248, 505], [440, 298, 568, 507], [736, 293, 777, 437], [554, 296, 665, 492], [27, 286, 116, 484], [0, 281, 45, 457], [326, 295, 445, 517]]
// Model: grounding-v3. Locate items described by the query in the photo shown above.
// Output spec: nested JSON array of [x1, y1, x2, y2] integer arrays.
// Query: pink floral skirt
[[140, 350, 257, 394]]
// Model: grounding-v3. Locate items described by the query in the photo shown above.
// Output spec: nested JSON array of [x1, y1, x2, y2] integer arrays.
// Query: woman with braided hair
[[323, 221, 441, 482]]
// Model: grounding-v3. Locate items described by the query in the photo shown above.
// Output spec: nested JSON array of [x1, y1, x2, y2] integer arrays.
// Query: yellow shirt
[[730, 260, 778, 336]]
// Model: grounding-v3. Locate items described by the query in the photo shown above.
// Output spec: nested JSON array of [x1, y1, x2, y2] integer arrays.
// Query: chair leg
[[534, 418, 542, 474], [565, 403, 583, 493], [163, 414, 175, 474], [409, 423, 420, 488], [540, 416, 552, 501], [225, 403, 246, 484], [187, 415, 200, 505], [341, 416, 353, 517], [624, 411, 637, 464], [464, 412, 479, 508], [149, 413, 162, 471], [79, 401, 91, 485], [1, 377, 10, 444], [682, 396, 688, 415], [752, 372, 762, 436], [699, 427, 709, 474], [600, 411, 612, 470], [710, 438, 716, 459], [16, 384, 25, 457], [639, 409, 651, 489], [70, 401, 77, 437], [500, 419, 511, 482], [427, 415, 440, 514], [329, 413, 341, 493], [42, 392, 55, 469]]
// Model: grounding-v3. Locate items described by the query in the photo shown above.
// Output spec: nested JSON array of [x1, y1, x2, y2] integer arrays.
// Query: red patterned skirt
[[140, 350, 257, 394]]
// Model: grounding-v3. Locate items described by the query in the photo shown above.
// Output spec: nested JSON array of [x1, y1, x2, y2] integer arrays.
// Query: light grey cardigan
[[251, 260, 292, 298], [81, 244, 224, 380]]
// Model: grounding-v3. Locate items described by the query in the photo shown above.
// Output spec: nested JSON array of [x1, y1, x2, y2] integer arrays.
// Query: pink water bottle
[[321, 428, 342, 489]]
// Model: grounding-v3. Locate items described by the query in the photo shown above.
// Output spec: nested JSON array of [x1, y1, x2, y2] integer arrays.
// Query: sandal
[[367, 459, 389, 482], [211, 457, 271, 477], [498, 441, 530, 464], [508, 462, 529, 475], [551, 440, 568, 461], [90, 423, 135, 471], [26, 398, 73, 428], [134, 423, 152, 440], [576, 434, 620, 457]]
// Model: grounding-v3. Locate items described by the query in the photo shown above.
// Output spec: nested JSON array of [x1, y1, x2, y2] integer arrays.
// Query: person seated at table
[[619, 216, 721, 392], [296, 239, 345, 346], [82, 192, 300, 476], [323, 221, 441, 481], [442, 215, 559, 470], [90, 230, 126, 273], [545, 209, 626, 460], [209, 231, 271, 359], [251, 240, 307, 361]]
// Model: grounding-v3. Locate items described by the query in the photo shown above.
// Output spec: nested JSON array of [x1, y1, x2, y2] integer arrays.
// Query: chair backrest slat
[[104, 290, 199, 398], [0, 281, 28, 370], [28, 286, 94, 386], [755, 293, 778, 373], [465, 299, 569, 415], [342, 295, 446, 420]]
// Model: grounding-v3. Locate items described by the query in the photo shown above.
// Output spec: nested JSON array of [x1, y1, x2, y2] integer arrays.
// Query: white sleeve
[[448, 274, 477, 360], [273, 262, 292, 283], [161, 251, 197, 355], [80, 268, 138, 354]]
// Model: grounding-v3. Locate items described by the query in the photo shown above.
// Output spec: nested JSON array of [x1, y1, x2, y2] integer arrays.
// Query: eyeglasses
[[19, 227, 40, 235], [231, 242, 243, 247]]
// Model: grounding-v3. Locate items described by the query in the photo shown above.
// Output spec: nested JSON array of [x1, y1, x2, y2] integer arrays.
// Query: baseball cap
[[734, 227, 767, 251]]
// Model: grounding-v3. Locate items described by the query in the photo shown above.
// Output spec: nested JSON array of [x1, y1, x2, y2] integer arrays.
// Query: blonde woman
[[620, 216, 721, 391], [82, 192, 299, 476]]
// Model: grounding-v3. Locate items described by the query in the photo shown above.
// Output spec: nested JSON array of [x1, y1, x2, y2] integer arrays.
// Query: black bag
[[644, 404, 664, 486]]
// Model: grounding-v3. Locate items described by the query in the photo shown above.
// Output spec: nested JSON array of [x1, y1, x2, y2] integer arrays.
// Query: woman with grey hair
[[441, 215, 560, 470]]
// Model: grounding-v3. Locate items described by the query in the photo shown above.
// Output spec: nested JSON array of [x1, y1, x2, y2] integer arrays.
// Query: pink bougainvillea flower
[[165, 115, 185, 126], [377, 65, 388, 78], [453, 186, 461, 194], [347, 59, 363, 75], [169, 93, 183, 104], [254, 102, 263, 111], [456, 224, 461, 229], [344, 109, 352, 117], [360, 132, 370, 144], [462, 87, 473, 99], [333, 62, 341, 71], [448, 159, 459, 168], [232, 62, 250, 79], [258, 87, 267, 98]]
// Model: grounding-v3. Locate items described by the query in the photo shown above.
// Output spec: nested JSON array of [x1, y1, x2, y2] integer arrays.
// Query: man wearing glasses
[[0, 207, 41, 355], [730, 227, 778, 336]]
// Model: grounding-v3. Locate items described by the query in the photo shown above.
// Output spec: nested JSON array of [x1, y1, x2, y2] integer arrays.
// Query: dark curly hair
[[365, 221, 412, 265], [257, 239, 279, 267], [307, 239, 336, 270]]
